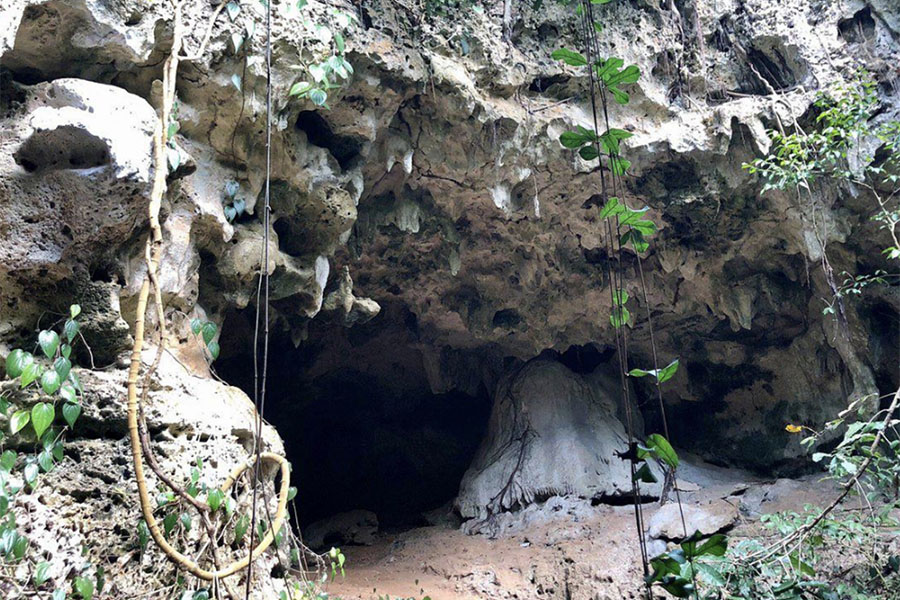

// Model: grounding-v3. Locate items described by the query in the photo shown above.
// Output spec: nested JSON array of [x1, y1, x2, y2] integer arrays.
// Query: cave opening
[[214, 304, 493, 544]]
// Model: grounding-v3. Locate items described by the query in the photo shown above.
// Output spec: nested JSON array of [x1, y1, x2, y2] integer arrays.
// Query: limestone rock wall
[[0, 0, 898, 570]]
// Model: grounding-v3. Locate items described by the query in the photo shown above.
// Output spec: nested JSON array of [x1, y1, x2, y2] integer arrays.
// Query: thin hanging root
[[126, 0, 291, 582]]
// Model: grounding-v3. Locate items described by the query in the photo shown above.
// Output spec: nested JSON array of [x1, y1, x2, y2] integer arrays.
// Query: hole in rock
[[737, 39, 808, 95], [14, 125, 110, 172], [295, 110, 364, 170], [215, 304, 492, 544], [839, 7, 876, 44]]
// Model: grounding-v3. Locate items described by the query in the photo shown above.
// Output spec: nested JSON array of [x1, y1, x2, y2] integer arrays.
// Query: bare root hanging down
[[125, 0, 291, 583]]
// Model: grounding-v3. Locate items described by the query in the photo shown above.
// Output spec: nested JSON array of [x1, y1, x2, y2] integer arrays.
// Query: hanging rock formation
[[0, 0, 898, 595]]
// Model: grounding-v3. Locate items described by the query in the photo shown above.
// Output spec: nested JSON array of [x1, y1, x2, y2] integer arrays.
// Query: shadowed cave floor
[[318, 461, 845, 600]]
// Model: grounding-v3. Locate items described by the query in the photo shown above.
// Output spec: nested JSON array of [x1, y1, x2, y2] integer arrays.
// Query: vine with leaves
[[549, 1, 717, 598]]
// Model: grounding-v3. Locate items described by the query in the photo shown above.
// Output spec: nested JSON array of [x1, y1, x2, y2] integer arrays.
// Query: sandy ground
[[319, 461, 845, 600]]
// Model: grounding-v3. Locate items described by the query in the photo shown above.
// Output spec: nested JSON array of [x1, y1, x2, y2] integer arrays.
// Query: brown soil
[[322, 467, 843, 600]]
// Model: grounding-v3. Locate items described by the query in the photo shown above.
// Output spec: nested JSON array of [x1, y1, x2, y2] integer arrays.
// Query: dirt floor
[[321, 460, 845, 600]]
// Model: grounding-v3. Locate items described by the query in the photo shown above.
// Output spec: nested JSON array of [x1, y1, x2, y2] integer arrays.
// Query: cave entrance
[[214, 304, 492, 545]]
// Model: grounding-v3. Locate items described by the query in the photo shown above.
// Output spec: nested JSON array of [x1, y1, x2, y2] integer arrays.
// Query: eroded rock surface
[[457, 359, 660, 525], [0, 0, 898, 595]]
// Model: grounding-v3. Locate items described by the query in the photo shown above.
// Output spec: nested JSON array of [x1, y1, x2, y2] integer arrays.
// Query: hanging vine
[[550, 1, 725, 597], [125, 0, 290, 593]]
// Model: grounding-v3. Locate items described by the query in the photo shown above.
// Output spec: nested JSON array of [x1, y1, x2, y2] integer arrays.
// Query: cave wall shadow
[[215, 306, 493, 529]]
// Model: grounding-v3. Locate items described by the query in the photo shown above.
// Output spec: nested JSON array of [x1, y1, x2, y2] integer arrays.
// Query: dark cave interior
[[215, 305, 493, 531]]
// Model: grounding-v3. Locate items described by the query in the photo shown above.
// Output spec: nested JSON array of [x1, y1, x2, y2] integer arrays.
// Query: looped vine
[[126, 0, 290, 588]]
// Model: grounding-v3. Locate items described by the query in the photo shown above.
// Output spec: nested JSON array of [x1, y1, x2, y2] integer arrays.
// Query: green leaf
[[608, 85, 629, 105], [21, 361, 41, 388], [201, 322, 218, 345], [54, 356, 72, 381], [234, 514, 249, 544], [621, 230, 649, 253], [5, 349, 28, 378], [61, 344, 71, 359], [595, 57, 624, 81], [226, 1, 240, 21], [70, 305, 81, 319], [41, 369, 61, 395], [52, 589, 65, 600], [190, 319, 203, 335], [31, 403, 54, 438], [559, 128, 594, 149], [289, 81, 312, 97], [599, 196, 625, 219], [647, 433, 679, 469], [612, 289, 628, 306], [163, 512, 178, 537], [599, 128, 633, 154], [38, 450, 53, 472], [38, 330, 59, 358], [334, 32, 345, 53], [12, 533, 27, 559], [24, 461, 39, 485], [657, 359, 679, 383], [64, 319, 79, 343], [180, 512, 192, 532], [309, 88, 328, 106], [138, 519, 149, 551], [74, 575, 94, 600], [681, 531, 728, 558], [0, 450, 16, 471], [634, 462, 658, 483], [207, 488, 225, 511], [35, 560, 51, 586], [609, 156, 631, 176], [610, 306, 630, 328], [10, 410, 30, 435], [231, 74, 242, 91], [579, 145, 599, 161], [224, 206, 237, 222], [287, 486, 298, 501], [60, 383, 77, 404], [694, 562, 726, 586], [62, 403, 81, 428], [607, 65, 641, 86], [631, 219, 656, 236], [551, 48, 588, 67], [207, 341, 220, 361]]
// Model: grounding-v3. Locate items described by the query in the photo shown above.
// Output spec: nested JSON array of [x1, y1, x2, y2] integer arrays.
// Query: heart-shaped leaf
[[31, 403, 54, 439], [38, 330, 59, 358], [201, 322, 218, 345], [54, 356, 72, 381], [10, 410, 30, 434], [64, 319, 80, 343], [69, 304, 81, 319], [62, 403, 81, 428], [41, 370, 61, 395], [24, 461, 39, 485], [0, 450, 16, 471], [5, 349, 28, 378], [34, 561, 51, 586], [20, 362, 42, 388]]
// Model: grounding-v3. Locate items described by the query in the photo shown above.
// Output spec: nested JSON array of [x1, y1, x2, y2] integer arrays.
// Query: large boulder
[[457, 359, 660, 525]]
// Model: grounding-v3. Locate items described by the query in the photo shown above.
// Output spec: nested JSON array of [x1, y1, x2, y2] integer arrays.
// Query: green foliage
[[287, 7, 356, 108], [0, 305, 83, 593], [190, 318, 220, 361], [745, 71, 900, 310], [222, 180, 246, 223], [647, 532, 727, 597]]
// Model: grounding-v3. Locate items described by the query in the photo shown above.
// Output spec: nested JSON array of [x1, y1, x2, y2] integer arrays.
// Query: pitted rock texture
[[0, 0, 897, 563], [0, 353, 287, 598]]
